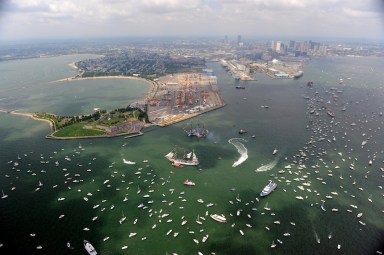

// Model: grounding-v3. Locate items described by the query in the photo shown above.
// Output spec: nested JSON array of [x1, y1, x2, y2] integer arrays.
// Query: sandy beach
[[4, 110, 54, 128]]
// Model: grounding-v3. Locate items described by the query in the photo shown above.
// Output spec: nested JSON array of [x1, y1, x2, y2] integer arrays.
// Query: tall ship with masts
[[165, 147, 199, 166], [183, 122, 209, 138]]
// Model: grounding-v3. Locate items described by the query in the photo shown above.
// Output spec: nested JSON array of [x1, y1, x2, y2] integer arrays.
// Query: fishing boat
[[327, 111, 335, 118], [84, 240, 97, 255], [183, 180, 195, 186], [165, 147, 199, 166], [260, 182, 277, 197], [184, 122, 208, 138], [210, 214, 227, 223]]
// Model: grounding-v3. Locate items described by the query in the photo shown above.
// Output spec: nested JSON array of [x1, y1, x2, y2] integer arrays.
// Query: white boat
[[84, 240, 97, 255], [123, 159, 136, 165], [210, 214, 227, 223], [1, 190, 8, 199], [260, 182, 277, 197], [119, 211, 126, 224], [272, 148, 278, 155], [196, 215, 203, 225]]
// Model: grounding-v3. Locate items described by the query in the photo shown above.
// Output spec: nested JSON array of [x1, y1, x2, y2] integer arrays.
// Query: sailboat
[[165, 147, 199, 166], [183, 122, 208, 138], [1, 189, 8, 199], [119, 211, 126, 224], [196, 215, 203, 225]]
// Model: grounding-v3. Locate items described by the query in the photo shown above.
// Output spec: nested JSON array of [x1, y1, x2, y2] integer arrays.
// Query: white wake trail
[[255, 157, 279, 172], [228, 138, 248, 167]]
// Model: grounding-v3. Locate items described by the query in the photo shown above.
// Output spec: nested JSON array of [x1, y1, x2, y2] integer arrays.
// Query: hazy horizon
[[0, 0, 383, 42]]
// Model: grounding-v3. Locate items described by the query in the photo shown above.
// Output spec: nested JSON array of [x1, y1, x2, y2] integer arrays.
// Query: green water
[[0, 55, 383, 254]]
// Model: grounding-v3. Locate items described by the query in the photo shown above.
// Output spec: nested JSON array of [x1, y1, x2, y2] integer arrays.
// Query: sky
[[0, 0, 383, 41]]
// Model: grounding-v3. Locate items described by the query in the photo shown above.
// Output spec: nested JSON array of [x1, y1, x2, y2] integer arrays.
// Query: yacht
[[260, 182, 277, 197], [210, 214, 227, 223], [84, 240, 97, 255]]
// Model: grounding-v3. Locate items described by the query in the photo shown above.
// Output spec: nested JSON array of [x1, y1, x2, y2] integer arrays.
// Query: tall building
[[237, 35, 242, 45], [289, 40, 295, 49]]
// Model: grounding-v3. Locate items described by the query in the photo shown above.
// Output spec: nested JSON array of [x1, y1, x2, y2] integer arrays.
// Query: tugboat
[[84, 240, 97, 255]]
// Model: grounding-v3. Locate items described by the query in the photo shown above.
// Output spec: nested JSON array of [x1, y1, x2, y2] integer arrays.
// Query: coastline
[[0, 109, 54, 128], [1, 69, 226, 140]]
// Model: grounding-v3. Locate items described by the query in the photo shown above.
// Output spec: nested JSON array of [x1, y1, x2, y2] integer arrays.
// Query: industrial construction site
[[147, 71, 225, 126]]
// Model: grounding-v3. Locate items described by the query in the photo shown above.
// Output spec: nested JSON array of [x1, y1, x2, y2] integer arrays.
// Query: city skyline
[[0, 0, 383, 41]]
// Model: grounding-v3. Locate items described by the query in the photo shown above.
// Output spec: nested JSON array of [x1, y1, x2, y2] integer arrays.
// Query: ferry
[[84, 240, 97, 255], [210, 214, 227, 223], [260, 182, 277, 197], [183, 180, 195, 186]]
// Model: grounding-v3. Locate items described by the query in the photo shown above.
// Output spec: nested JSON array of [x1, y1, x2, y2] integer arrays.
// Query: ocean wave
[[228, 138, 248, 167]]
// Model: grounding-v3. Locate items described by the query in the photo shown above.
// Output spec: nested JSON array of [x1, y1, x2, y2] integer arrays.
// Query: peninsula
[[14, 68, 224, 139]]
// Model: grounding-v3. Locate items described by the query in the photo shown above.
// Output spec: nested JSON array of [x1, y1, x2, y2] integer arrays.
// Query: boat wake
[[313, 225, 321, 244], [123, 158, 136, 165], [228, 138, 248, 167], [255, 158, 279, 172], [255, 147, 286, 172]]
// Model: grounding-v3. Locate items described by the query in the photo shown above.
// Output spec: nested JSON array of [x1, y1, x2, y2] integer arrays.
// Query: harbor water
[[0, 55, 383, 254]]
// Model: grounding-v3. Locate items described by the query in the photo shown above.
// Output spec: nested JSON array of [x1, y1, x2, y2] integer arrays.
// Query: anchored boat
[[210, 214, 227, 223], [184, 122, 208, 138], [165, 147, 199, 166], [84, 240, 97, 255], [260, 182, 277, 197]]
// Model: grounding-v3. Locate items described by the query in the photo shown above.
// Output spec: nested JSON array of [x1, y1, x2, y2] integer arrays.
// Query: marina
[[0, 55, 383, 255]]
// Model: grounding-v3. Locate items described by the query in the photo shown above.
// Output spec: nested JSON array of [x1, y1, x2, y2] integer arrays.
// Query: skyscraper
[[237, 35, 242, 45]]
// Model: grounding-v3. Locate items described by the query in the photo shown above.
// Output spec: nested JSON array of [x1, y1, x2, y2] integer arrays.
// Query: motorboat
[[84, 240, 97, 255]]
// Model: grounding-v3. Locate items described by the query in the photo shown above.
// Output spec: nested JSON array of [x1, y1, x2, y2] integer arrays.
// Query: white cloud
[[0, 0, 383, 39]]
